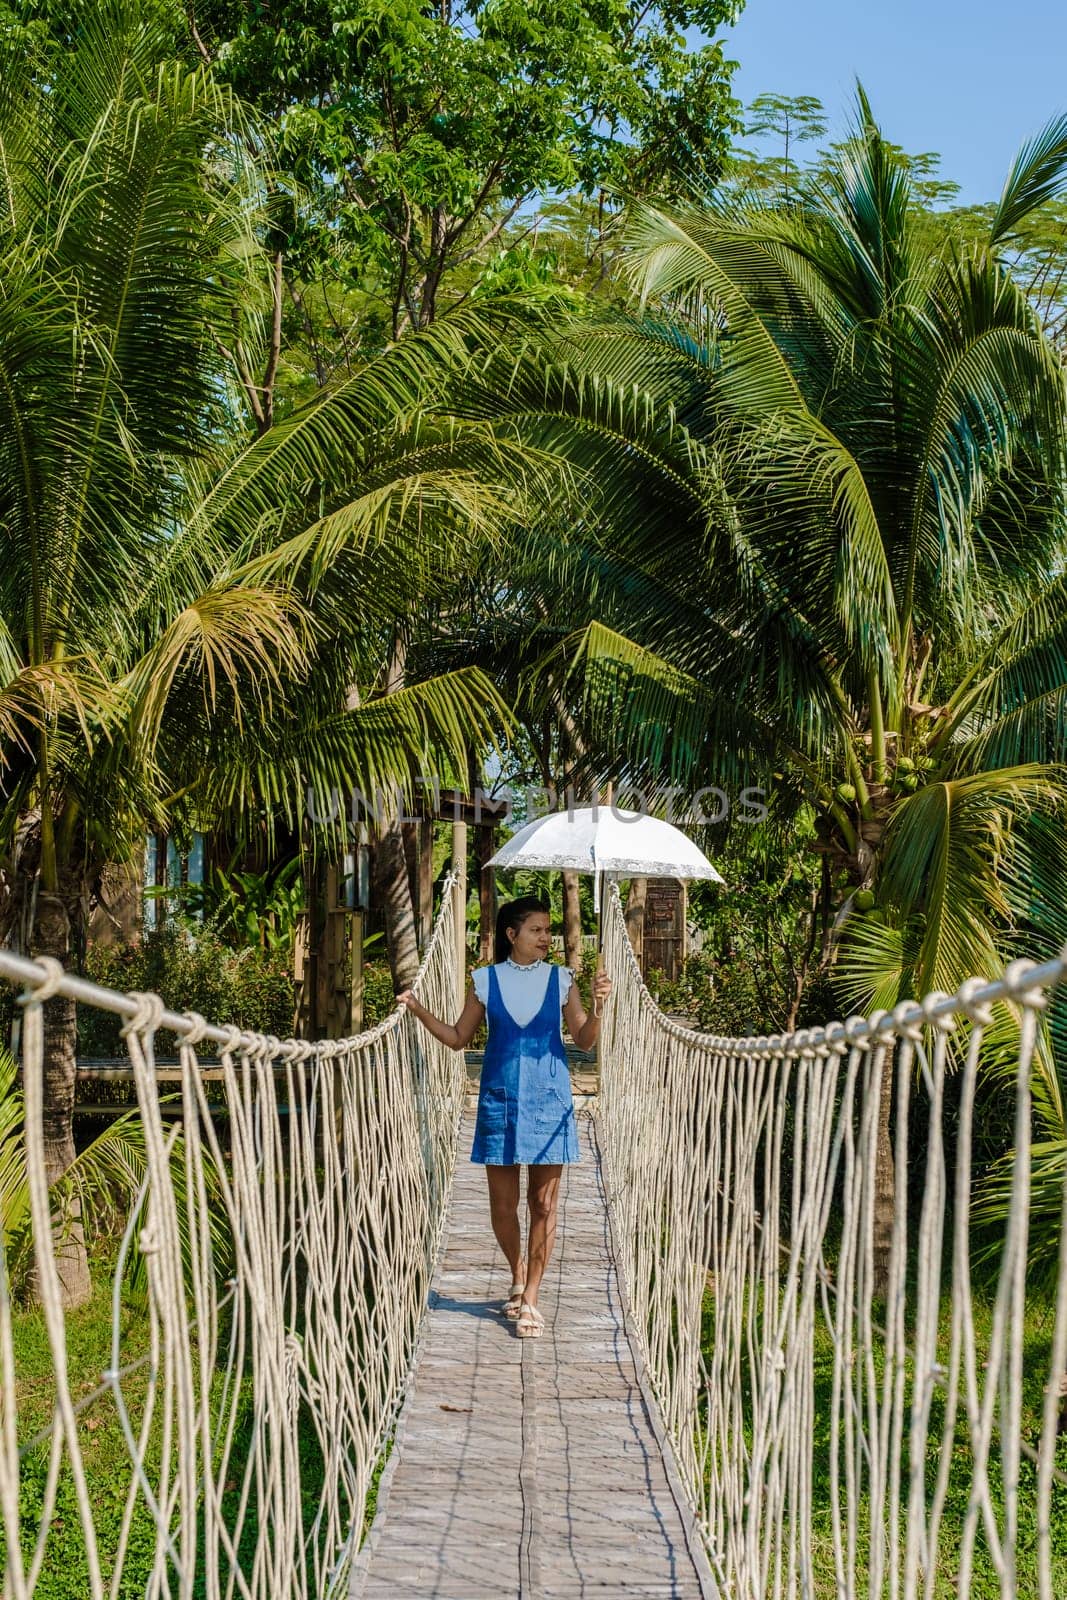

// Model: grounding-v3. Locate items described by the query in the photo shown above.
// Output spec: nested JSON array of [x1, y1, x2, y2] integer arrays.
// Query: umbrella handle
[[593, 947, 605, 1018]]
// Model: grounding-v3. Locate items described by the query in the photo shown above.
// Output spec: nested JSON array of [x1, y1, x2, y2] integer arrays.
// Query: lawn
[[698, 1273, 1067, 1596], [4, 1252, 339, 1599]]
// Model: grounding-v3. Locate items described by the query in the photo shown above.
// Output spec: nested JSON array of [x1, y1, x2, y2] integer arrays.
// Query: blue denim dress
[[470, 964, 580, 1165]]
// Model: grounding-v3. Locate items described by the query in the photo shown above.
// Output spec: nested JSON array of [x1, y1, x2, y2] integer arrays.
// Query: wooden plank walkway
[[351, 1111, 716, 1600]]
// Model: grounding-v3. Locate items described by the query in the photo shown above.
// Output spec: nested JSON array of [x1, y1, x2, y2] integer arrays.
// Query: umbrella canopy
[[486, 806, 724, 906]]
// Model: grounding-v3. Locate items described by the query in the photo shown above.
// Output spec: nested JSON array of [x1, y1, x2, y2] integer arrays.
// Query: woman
[[398, 895, 611, 1339]]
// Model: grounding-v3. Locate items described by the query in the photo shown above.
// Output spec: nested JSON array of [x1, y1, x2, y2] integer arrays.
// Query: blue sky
[[720, 0, 1067, 205]]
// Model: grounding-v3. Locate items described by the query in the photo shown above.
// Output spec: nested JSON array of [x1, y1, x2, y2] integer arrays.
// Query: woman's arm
[[563, 967, 612, 1053], [397, 982, 485, 1051]]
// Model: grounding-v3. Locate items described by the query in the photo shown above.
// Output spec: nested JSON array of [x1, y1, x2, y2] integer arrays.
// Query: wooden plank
[[350, 1113, 718, 1600]]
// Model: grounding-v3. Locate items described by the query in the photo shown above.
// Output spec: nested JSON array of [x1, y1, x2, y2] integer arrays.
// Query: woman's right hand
[[396, 989, 419, 1013]]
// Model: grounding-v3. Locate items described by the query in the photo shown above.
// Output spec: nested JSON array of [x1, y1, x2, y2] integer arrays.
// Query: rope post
[[452, 817, 468, 1012]]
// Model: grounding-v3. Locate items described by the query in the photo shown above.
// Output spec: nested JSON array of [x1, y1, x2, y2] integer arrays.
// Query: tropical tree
[[0, 0, 533, 1302], [455, 97, 1067, 1270], [185, 0, 743, 357], [164, 0, 747, 959]]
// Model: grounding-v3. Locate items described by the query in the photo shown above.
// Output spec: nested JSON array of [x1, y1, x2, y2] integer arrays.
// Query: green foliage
[[150, 856, 306, 953], [441, 102, 1067, 1282], [466, 95, 1067, 1031], [192, 0, 743, 355], [0, 0, 527, 1147], [727, 91, 1067, 345], [2, 1242, 316, 1597], [568, 941, 601, 1019], [642, 810, 832, 1034], [359, 958, 401, 1029], [0, 1046, 143, 1292], [735, 92, 828, 193], [80, 928, 296, 1057], [644, 953, 724, 1031]]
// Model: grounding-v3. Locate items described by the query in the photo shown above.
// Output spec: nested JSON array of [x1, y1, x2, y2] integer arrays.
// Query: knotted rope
[[0, 876, 465, 1600], [598, 883, 1067, 1600]]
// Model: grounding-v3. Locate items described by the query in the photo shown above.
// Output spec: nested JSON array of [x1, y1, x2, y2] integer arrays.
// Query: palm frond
[[877, 766, 1064, 998], [937, 573, 1067, 769], [624, 203, 813, 416], [119, 585, 313, 754], [0, 655, 117, 765], [183, 666, 515, 849], [832, 906, 921, 1015], [989, 113, 1067, 247]]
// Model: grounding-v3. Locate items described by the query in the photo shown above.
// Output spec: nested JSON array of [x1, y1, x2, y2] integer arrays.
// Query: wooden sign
[[642, 878, 686, 982]]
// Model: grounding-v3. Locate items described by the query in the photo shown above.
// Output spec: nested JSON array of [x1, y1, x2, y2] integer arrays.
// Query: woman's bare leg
[[523, 1164, 562, 1307], [485, 1164, 523, 1281]]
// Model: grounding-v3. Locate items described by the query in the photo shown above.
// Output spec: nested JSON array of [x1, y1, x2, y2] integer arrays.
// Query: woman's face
[[507, 910, 551, 963]]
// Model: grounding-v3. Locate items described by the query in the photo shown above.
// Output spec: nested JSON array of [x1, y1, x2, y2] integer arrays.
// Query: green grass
[[363, 1435, 393, 1536], [4, 1251, 381, 1598], [698, 1276, 1067, 1596], [10, 1261, 163, 1599]]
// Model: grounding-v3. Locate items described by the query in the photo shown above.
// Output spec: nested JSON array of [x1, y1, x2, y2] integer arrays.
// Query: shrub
[[80, 926, 295, 1057], [644, 953, 755, 1033], [360, 959, 398, 1029]]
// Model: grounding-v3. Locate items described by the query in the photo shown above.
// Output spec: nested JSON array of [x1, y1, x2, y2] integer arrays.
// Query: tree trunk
[[372, 815, 420, 991], [561, 870, 582, 972], [372, 628, 419, 991], [31, 883, 91, 1309], [625, 877, 647, 964], [871, 1041, 896, 1300]]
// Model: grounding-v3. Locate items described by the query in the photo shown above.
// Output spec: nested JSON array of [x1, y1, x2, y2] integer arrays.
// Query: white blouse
[[471, 962, 573, 1027]]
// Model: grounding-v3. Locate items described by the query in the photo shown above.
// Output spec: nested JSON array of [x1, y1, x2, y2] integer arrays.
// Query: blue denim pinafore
[[470, 964, 580, 1165]]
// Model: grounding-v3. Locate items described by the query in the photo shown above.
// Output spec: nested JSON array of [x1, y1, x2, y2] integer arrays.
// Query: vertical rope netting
[[598, 884, 1067, 1600], [0, 876, 465, 1600]]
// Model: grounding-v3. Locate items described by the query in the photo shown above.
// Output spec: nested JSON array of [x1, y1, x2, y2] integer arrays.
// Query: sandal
[[515, 1300, 545, 1339], [503, 1263, 526, 1319]]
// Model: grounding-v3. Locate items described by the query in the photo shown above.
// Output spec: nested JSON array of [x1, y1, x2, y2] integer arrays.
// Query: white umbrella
[[486, 806, 723, 1014], [486, 806, 724, 912]]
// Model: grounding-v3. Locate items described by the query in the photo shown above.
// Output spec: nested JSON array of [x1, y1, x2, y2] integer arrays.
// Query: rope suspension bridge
[[1, 876, 1066, 1598]]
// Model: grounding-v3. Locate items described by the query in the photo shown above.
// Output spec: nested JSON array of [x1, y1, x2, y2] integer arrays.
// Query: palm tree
[[0, 0, 532, 1301], [456, 98, 1067, 1270]]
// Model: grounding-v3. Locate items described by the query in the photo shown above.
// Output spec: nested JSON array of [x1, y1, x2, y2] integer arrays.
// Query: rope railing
[[0, 875, 465, 1600], [598, 882, 1067, 1600]]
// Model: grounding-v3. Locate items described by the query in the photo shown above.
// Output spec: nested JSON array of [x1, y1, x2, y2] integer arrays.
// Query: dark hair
[[494, 896, 550, 964]]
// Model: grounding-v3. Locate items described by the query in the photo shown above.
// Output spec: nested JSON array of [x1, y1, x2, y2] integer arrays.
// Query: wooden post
[[323, 863, 348, 1038], [418, 818, 434, 950], [476, 823, 497, 965], [350, 907, 364, 1034], [293, 911, 311, 1036], [594, 782, 613, 1087], [452, 819, 468, 1011], [314, 863, 331, 1037], [561, 870, 582, 972]]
